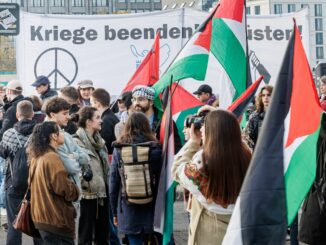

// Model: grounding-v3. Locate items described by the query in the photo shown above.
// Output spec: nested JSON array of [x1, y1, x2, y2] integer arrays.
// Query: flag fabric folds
[[153, 0, 248, 110], [154, 85, 176, 245], [227, 76, 263, 118], [223, 23, 323, 244], [122, 32, 160, 92]]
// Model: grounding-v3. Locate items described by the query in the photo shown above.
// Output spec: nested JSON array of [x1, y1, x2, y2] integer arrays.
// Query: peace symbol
[[34, 47, 78, 90]]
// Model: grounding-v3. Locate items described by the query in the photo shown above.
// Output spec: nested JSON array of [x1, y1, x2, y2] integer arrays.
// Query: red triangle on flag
[[194, 19, 213, 51], [214, 0, 244, 23], [123, 33, 160, 92], [285, 25, 322, 147], [170, 83, 204, 115]]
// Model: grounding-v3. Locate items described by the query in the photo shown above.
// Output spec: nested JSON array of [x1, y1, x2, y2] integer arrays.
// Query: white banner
[[17, 8, 310, 97]]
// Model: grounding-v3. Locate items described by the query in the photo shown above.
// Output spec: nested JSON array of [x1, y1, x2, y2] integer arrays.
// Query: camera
[[82, 164, 93, 182], [185, 110, 209, 129]]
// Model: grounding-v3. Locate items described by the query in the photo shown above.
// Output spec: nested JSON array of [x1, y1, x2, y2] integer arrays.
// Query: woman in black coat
[[109, 112, 162, 245]]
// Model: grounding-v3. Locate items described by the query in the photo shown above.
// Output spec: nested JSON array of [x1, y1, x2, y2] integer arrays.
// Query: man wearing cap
[[0, 80, 27, 140], [32, 75, 58, 102], [193, 84, 218, 106], [132, 85, 181, 151], [77, 80, 95, 107]]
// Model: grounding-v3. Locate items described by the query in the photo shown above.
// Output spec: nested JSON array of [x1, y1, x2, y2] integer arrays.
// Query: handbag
[[12, 161, 40, 238]]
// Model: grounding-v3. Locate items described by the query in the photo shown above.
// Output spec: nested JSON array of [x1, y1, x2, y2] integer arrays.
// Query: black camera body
[[82, 165, 93, 182], [185, 110, 209, 129]]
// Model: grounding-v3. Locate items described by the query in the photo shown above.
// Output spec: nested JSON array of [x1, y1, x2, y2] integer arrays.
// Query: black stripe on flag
[[239, 25, 295, 243]]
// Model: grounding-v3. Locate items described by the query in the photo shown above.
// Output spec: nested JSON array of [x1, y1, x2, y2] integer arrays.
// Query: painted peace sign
[[34, 47, 78, 90]]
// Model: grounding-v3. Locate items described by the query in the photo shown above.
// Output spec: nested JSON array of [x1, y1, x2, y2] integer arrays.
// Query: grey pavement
[[0, 201, 189, 245], [0, 201, 301, 245]]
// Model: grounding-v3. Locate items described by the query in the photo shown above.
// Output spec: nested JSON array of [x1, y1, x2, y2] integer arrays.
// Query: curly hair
[[255, 85, 273, 113], [27, 121, 59, 159], [45, 97, 71, 117]]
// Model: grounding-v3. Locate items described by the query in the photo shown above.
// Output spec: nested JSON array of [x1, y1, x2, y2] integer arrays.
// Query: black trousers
[[39, 230, 74, 245], [78, 198, 109, 245]]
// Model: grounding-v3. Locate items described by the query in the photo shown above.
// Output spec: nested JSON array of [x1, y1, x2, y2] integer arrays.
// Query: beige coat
[[172, 141, 231, 245]]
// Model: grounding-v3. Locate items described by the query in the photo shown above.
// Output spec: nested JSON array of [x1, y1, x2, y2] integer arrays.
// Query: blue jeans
[[109, 203, 121, 245], [0, 157, 6, 208]]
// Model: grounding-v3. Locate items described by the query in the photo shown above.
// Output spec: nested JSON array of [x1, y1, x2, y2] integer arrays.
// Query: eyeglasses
[[261, 93, 271, 97], [131, 97, 148, 103]]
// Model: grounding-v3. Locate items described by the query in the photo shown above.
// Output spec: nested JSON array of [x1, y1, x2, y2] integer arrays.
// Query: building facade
[[247, 0, 326, 67], [161, 0, 217, 12], [3, 0, 162, 14]]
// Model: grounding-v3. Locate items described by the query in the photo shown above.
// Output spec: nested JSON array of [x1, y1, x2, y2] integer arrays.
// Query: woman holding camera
[[73, 106, 109, 245], [172, 110, 251, 245]]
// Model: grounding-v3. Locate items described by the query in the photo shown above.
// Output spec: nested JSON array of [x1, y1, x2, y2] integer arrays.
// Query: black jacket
[[299, 121, 326, 244], [64, 104, 80, 135], [0, 119, 36, 192], [100, 108, 119, 154], [0, 95, 26, 140], [40, 87, 58, 100]]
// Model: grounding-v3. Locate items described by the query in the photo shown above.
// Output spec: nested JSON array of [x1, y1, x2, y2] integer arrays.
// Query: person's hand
[[190, 124, 202, 144], [114, 216, 118, 226], [197, 105, 216, 115]]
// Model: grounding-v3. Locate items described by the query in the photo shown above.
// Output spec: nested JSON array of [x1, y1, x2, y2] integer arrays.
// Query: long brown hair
[[255, 85, 273, 113], [202, 110, 251, 206], [119, 112, 156, 143]]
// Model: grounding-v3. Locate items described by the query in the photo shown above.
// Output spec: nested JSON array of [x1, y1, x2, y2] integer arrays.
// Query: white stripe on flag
[[222, 197, 243, 245], [222, 9, 247, 52]]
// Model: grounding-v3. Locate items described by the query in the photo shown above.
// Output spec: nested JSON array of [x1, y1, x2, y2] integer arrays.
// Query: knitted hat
[[132, 85, 155, 101]]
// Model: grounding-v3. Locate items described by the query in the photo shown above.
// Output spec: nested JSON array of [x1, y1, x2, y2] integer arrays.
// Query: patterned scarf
[[75, 128, 108, 165]]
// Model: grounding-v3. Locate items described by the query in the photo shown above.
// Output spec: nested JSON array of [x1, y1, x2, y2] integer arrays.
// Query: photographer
[[172, 110, 251, 245]]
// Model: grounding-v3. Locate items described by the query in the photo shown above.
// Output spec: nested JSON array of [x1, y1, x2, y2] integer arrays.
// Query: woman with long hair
[[244, 85, 273, 149], [27, 122, 79, 244], [172, 110, 251, 245], [110, 112, 162, 245], [73, 106, 109, 244]]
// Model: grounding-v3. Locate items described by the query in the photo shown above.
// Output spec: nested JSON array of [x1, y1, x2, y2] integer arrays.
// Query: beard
[[134, 103, 150, 113]]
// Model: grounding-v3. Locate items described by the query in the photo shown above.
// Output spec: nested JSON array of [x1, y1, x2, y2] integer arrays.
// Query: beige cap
[[6, 80, 23, 92], [77, 80, 94, 89]]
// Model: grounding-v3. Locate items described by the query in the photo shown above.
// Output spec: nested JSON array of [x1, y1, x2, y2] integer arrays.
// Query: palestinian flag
[[227, 76, 263, 118], [154, 86, 176, 245], [222, 23, 323, 244], [153, 0, 248, 110], [209, 0, 247, 108], [170, 83, 203, 144], [122, 32, 160, 92], [152, 4, 216, 95]]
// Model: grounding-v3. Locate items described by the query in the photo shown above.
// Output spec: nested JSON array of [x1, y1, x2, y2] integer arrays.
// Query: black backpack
[[9, 130, 29, 192]]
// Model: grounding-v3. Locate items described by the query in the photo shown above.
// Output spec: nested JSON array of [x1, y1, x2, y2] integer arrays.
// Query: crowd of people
[[0, 75, 324, 245]]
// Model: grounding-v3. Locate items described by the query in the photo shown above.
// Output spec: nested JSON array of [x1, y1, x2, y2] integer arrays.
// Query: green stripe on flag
[[153, 54, 209, 96], [285, 124, 321, 225], [211, 18, 246, 100], [163, 181, 177, 245]]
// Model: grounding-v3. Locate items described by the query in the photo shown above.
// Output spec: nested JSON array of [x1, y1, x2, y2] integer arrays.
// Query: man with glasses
[[132, 85, 181, 151], [244, 85, 273, 150], [31, 75, 58, 110]]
